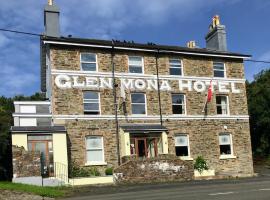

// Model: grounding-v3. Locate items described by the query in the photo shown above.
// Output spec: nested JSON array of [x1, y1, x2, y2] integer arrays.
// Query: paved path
[[64, 177, 270, 200]]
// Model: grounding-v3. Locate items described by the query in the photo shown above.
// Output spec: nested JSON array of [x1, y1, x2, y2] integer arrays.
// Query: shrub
[[194, 156, 209, 174], [70, 160, 101, 177], [105, 167, 113, 175]]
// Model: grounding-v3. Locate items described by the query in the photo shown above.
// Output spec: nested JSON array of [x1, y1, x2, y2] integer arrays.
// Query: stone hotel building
[[11, 1, 254, 183]]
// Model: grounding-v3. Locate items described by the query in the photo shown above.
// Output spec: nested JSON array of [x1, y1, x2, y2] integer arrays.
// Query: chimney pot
[[48, 0, 53, 6], [186, 41, 196, 48], [205, 15, 227, 51]]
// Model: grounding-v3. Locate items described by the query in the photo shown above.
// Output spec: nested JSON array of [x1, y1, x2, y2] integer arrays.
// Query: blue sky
[[0, 0, 269, 97]]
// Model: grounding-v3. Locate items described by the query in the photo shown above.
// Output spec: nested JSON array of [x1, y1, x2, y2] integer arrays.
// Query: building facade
[[11, 2, 254, 182]]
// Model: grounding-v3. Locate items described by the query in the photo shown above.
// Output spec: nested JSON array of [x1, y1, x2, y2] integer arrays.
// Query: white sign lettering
[[54, 75, 242, 93]]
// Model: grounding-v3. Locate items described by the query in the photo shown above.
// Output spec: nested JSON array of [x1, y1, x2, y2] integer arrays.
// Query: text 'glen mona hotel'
[[11, 1, 254, 182]]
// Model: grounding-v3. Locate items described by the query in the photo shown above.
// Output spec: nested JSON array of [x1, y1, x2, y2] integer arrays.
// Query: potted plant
[[194, 156, 215, 177]]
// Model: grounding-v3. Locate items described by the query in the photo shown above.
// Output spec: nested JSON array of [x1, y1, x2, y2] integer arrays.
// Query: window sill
[[179, 157, 193, 161], [85, 162, 107, 166], [219, 155, 236, 160]]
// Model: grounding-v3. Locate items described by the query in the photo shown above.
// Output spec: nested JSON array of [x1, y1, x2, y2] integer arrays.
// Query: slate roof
[[10, 126, 66, 133], [42, 36, 251, 58]]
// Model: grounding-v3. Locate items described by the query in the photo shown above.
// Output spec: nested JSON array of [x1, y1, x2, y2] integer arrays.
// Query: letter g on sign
[[55, 75, 72, 89]]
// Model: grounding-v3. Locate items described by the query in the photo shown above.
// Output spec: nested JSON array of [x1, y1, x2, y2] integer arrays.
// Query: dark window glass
[[131, 93, 145, 103], [220, 145, 231, 155], [132, 105, 146, 115], [216, 96, 228, 115], [213, 62, 225, 77], [214, 70, 224, 77], [172, 94, 185, 114], [129, 66, 143, 73], [169, 59, 182, 75], [83, 91, 100, 115], [170, 68, 182, 75], [81, 53, 96, 62], [81, 63, 96, 71], [131, 93, 146, 114], [175, 146, 188, 156], [81, 53, 97, 71], [129, 56, 143, 74]]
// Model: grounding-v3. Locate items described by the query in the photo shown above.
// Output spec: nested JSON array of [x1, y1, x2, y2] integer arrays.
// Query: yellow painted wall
[[70, 176, 114, 186], [12, 134, 28, 150], [120, 129, 130, 157], [53, 133, 68, 182], [162, 132, 168, 154]]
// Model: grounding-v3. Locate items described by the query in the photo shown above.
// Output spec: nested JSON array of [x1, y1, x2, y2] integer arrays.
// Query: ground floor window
[[85, 136, 105, 164], [130, 134, 162, 158], [27, 135, 54, 176], [219, 133, 233, 156], [175, 134, 190, 157]]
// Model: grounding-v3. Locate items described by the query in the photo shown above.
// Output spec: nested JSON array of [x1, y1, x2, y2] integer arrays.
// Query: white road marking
[[259, 188, 270, 191], [209, 192, 235, 196]]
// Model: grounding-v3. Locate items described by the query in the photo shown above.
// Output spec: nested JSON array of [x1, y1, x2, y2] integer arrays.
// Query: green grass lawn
[[0, 182, 68, 198]]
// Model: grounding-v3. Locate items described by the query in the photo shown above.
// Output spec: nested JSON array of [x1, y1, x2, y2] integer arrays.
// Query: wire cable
[[0, 28, 42, 37]]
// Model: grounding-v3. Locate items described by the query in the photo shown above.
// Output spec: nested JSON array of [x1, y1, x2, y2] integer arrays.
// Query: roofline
[[43, 40, 251, 60]]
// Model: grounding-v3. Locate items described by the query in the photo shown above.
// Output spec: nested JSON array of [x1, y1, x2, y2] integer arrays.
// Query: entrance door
[[28, 135, 54, 177], [135, 138, 147, 157]]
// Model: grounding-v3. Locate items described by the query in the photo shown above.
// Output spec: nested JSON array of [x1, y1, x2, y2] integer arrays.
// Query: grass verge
[[0, 181, 67, 198]]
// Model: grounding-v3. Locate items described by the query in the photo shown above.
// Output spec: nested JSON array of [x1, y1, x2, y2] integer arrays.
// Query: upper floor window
[[85, 136, 105, 164], [175, 134, 190, 157], [128, 56, 143, 74], [83, 91, 100, 115], [169, 59, 183, 76], [216, 95, 229, 115], [81, 53, 97, 71], [219, 133, 233, 156], [172, 94, 186, 115], [213, 61, 225, 78], [131, 93, 146, 115]]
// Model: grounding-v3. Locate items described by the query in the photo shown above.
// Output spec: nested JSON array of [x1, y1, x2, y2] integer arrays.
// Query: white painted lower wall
[[69, 176, 114, 186]]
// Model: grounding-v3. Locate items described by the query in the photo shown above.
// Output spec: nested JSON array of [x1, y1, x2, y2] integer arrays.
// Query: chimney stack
[[44, 0, 60, 37], [205, 15, 227, 51], [186, 41, 197, 48]]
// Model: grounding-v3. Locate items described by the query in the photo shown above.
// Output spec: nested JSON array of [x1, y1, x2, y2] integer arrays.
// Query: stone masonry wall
[[50, 45, 253, 177], [114, 155, 194, 184], [12, 146, 41, 178]]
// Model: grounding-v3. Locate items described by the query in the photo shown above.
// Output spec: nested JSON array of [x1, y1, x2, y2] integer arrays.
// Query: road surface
[[64, 177, 270, 200]]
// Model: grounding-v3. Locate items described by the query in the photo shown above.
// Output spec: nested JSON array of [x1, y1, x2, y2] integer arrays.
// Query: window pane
[[219, 134, 231, 145], [84, 91, 99, 100], [129, 66, 142, 73], [28, 135, 52, 141], [213, 62, 224, 70], [217, 105, 222, 114], [87, 150, 103, 162], [175, 146, 188, 156], [81, 53, 96, 62], [84, 103, 99, 111], [170, 68, 182, 75], [172, 94, 184, 104], [129, 56, 142, 64], [131, 93, 145, 103], [214, 70, 224, 77], [220, 145, 231, 155], [172, 105, 184, 114], [175, 135, 188, 146], [81, 63, 96, 71], [132, 104, 146, 114], [86, 137, 102, 149], [170, 59, 181, 65]]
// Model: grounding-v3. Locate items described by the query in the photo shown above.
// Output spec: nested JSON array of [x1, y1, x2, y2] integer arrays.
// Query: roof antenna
[[48, 0, 53, 6]]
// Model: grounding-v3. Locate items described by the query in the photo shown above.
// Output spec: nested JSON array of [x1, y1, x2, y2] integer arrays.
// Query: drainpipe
[[111, 40, 121, 166], [155, 49, 163, 126]]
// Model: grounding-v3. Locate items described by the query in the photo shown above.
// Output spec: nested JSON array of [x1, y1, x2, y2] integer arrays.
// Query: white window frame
[[83, 91, 101, 115], [130, 93, 147, 115], [85, 136, 106, 165], [216, 95, 230, 116], [219, 133, 236, 159], [80, 53, 98, 72], [128, 56, 144, 74], [213, 61, 226, 78], [171, 93, 186, 115], [175, 134, 192, 160], [169, 58, 184, 76]]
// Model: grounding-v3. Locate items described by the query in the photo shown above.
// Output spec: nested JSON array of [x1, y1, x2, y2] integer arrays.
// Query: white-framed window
[[213, 61, 226, 78], [85, 136, 105, 165], [169, 59, 183, 76], [172, 94, 186, 115], [83, 91, 100, 115], [219, 133, 233, 157], [128, 56, 144, 74], [80, 53, 97, 71], [175, 134, 190, 157], [216, 95, 229, 115], [131, 93, 146, 115]]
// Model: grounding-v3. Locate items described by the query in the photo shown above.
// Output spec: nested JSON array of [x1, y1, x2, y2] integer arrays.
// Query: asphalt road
[[64, 177, 270, 200]]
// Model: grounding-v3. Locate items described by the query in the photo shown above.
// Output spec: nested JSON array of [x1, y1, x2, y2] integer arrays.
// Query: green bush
[[105, 167, 113, 175], [194, 156, 209, 174], [70, 160, 101, 177]]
